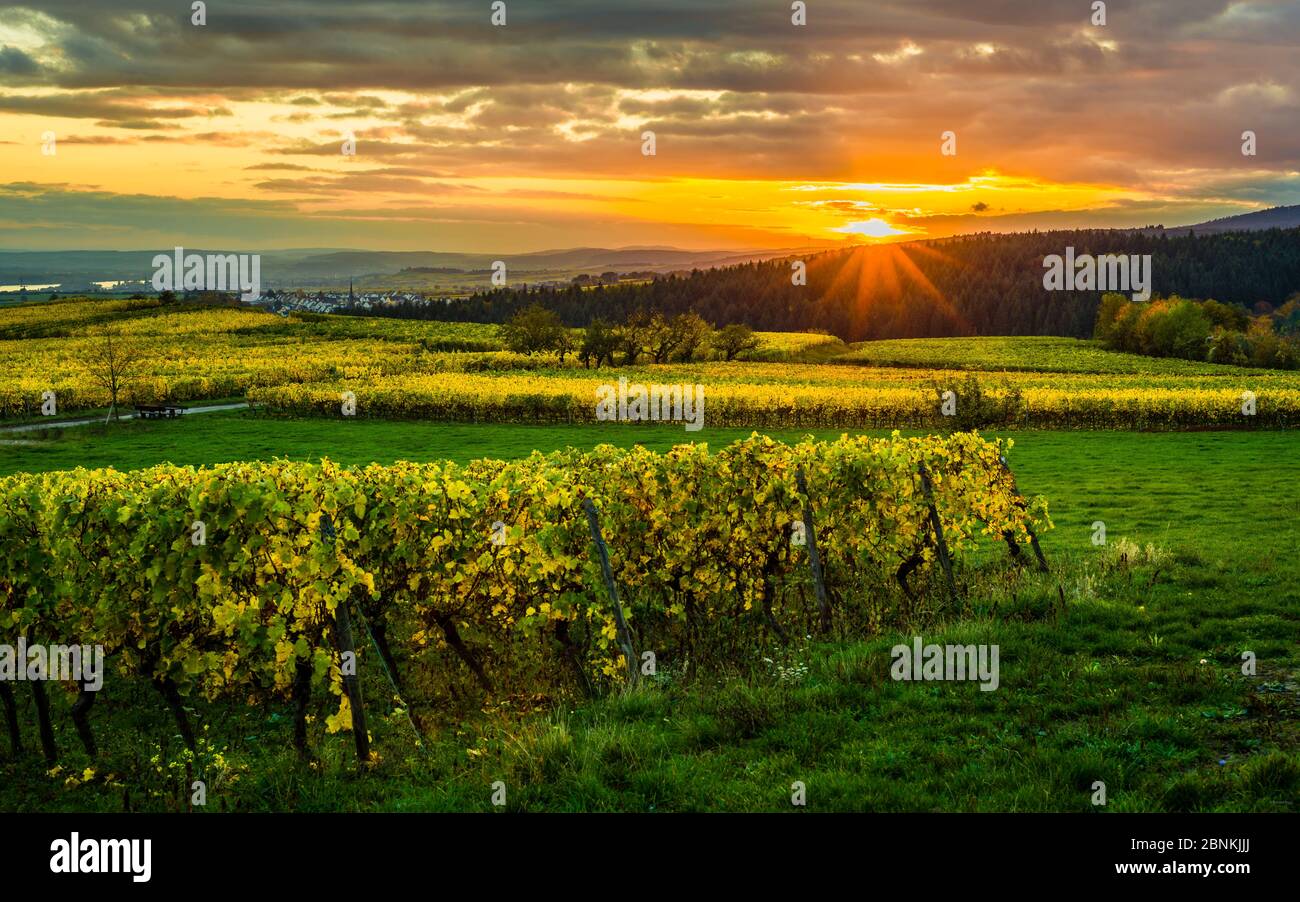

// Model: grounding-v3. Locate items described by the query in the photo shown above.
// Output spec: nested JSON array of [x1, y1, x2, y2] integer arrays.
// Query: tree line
[[499, 305, 761, 367], [1095, 293, 1300, 368], [347, 227, 1300, 343]]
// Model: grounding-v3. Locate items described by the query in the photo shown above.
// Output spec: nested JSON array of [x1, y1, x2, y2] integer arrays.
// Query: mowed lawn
[[1, 414, 1298, 811]]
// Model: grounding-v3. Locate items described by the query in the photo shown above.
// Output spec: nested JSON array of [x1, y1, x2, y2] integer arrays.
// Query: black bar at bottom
[[5, 811, 1279, 889]]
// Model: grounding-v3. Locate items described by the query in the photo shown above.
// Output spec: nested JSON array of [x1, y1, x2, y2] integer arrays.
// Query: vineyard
[[0, 298, 835, 418], [0, 432, 1049, 763], [835, 336, 1277, 375], [0, 299, 498, 418], [3, 296, 1297, 814], [6, 298, 1300, 429], [249, 368, 1300, 430]]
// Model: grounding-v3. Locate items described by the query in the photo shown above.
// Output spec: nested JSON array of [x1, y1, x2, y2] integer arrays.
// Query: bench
[[134, 404, 186, 420]]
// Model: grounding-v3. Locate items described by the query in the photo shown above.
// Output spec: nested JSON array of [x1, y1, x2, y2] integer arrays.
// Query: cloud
[[0, 91, 224, 123], [94, 118, 177, 130], [244, 162, 317, 171], [0, 45, 38, 75], [0, 1, 1296, 249]]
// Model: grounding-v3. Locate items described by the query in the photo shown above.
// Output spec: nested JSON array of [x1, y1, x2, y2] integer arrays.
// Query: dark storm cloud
[[0, 44, 38, 75], [4, 0, 1287, 93]]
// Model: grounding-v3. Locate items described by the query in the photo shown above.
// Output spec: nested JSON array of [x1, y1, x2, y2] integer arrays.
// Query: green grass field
[[3, 414, 1297, 812]]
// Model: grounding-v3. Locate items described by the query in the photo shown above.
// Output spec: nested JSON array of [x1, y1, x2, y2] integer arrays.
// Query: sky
[[0, 0, 1298, 252]]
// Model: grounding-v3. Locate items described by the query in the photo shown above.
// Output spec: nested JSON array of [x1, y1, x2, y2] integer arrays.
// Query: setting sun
[[831, 218, 915, 239]]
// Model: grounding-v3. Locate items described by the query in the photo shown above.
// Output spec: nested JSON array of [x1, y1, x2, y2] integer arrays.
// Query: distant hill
[[1183, 205, 1300, 232], [0, 245, 835, 290], [1155, 205, 1300, 235], [8, 209, 1298, 290]]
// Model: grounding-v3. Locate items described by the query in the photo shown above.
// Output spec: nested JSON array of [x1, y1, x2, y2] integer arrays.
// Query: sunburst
[[820, 241, 968, 336]]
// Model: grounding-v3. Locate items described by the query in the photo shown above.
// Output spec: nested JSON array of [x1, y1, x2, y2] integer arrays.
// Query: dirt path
[[0, 402, 250, 434]]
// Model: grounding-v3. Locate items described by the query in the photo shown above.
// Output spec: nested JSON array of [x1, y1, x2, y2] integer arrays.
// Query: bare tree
[[85, 332, 145, 423]]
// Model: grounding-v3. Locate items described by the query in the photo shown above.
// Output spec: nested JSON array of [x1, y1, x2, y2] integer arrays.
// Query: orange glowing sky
[[0, 1, 1297, 251]]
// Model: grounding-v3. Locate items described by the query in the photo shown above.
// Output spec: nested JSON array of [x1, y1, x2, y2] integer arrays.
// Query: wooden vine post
[[70, 682, 97, 757], [0, 683, 21, 756], [320, 513, 370, 765], [917, 464, 959, 604], [291, 659, 312, 757], [998, 455, 1049, 572], [795, 468, 833, 634], [24, 630, 57, 763], [355, 601, 427, 744], [581, 497, 639, 687]]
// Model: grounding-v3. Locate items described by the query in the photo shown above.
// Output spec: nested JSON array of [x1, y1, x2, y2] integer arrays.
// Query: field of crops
[[7, 298, 1300, 429], [743, 330, 845, 361], [0, 298, 502, 418], [839, 336, 1276, 375], [0, 432, 1045, 763], [250, 364, 1300, 430], [0, 299, 840, 418]]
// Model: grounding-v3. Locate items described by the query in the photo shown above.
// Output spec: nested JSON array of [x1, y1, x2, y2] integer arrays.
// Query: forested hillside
[[380, 228, 1300, 342]]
